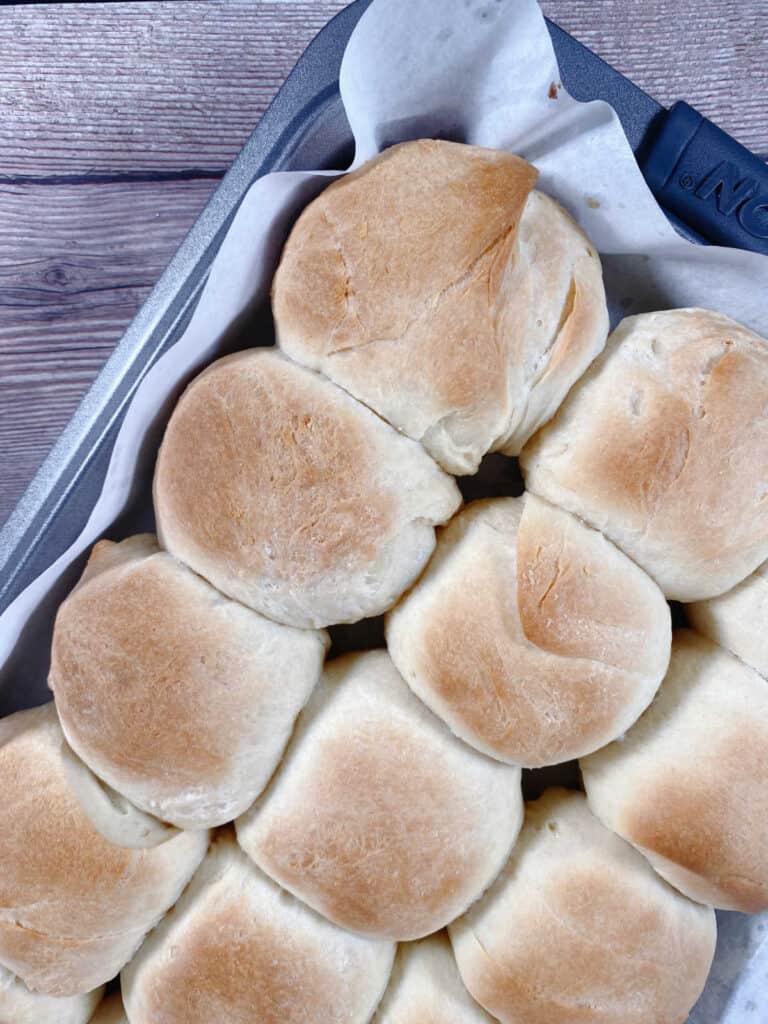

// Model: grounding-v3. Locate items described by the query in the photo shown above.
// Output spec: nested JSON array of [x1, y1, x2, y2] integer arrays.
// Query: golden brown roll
[[582, 630, 768, 912], [373, 934, 494, 1023], [0, 704, 208, 996], [273, 139, 608, 475], [387, 494, 670, 766], [237, 650, 523, 940], [0, 965, 102, 1024], [521, 308, 768, 601], [122, 832, 394, 1024], [154, 348, 461, 628], [450, 790, 716, 1024], [688, 560, 768, 679], [50, 534, 328, 829]]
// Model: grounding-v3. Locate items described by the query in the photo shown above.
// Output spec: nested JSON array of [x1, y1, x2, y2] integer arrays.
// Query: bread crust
[[450, 790, 716, 1024], [274, 139, 607, 474], [154, 348, 460, 627], [522, 308, 768, 600], [387, 493, 670, 766], [237, 650, 523, 940], [582, 630, 768, 912]]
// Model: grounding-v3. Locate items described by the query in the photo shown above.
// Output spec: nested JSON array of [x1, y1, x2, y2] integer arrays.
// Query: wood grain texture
[[541, 0, 768, 155], [0, 1, 348, 177], [0, 179, 216, 520], [1, 0, 765, 525]]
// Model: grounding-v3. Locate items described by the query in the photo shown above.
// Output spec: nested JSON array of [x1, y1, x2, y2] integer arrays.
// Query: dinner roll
[[521, 308, 768, 601], [0, 704, 208, 996], [237, 650, 523, 940], [154, 348, 460, 628], [387, 494, 670, 767], [688, 560, 768, 678], [450, 790, 716, 1024], [373, 934, 494, 1023], [50, 534, 328, 829], [122, 832, 394, 1024], [0, 965, 102, 1024], [582, 630, 768, 912], [89, 994, 127, 1024], [273, 139, 608, 475]]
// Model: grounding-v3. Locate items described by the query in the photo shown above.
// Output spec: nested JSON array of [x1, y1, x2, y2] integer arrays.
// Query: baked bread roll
[[237, 650, 523, 940], [521, 308, 768, 601], [89, 994, 127, 1023], [582, 630, 768, 912], [387, 494, 670, 767], [688, 560, 768, 678], [0, 965, 102, 1024], [373, 934, 494, 1023], [450, 790, 716, 1024], [50, 534, 328, 829], [154, 348, 460, 628], [0, 705, 208, 996], [273, 139, 608, 475], [122, 832, 394, 1024]]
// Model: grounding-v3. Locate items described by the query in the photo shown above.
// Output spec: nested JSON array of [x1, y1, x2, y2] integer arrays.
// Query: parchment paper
[[1, 0, 766, 1017]]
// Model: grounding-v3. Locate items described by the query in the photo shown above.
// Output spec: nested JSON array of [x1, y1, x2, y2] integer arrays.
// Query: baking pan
[[2, 0, 767, 713]]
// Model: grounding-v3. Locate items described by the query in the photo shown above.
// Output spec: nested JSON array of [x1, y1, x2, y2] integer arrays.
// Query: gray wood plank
[[1, 0, 765, 526], [0, 179, 217, 522], [0, 1, 349, 178]]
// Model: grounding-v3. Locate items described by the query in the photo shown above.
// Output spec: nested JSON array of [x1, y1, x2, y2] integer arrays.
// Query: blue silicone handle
[[642, 101, 768, 255]]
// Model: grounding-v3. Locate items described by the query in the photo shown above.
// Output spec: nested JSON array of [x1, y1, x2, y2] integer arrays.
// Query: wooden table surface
[[1, 0, 766, 525]]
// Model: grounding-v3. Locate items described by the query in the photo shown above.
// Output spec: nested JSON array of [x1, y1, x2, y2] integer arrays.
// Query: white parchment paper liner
[[1, 1, 766, 1017]]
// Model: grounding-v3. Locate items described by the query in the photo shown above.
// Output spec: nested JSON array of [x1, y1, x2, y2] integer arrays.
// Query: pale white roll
[[688, 559, 768, 678], [582, 630, 768, 912], [450, 790, 716, 1024], [237, 650, 523, 940], [0, 704, 208, 996], [373, 933, 495, 1023], [154, 348, 460, 628], [50, 534, 328, 829], [522, 308, 768, 601], [122, 832, 394, 1024], [387, 493, 670, 766], [274, 139, 608, 475], [0, 965, 102, 1024]]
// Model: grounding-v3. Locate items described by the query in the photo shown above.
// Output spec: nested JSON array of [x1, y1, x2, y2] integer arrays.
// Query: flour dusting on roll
[[582, 630, 768, 912], [387, 493, 671, 766], [122, 832, 394, 1024], [274, 139, 608, 474], [50, 534, 328, 829], [154, 348, 460, 628], [522, 308, 768, 601], [0, 705, 208, 997], [450, 790, 716, 1024], [237, 650, 523, 940]]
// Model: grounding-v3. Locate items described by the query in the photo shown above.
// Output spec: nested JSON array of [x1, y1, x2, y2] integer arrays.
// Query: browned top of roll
[[522, 308, 768, 601], [0, 705, 207, 997], [122, 833, 394, 1024], [274, 139, 608, 475], [236, 650, 523, 940], [582, 630, 768, 913], [387, 494, 670, 767], [450, 790, 716, 1024], [153, 348, 460, 628], [50, 535, 327, 829]]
